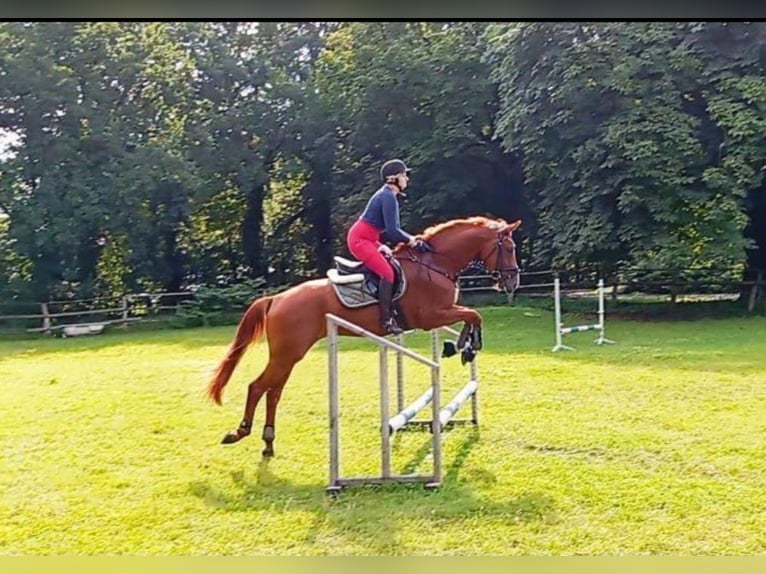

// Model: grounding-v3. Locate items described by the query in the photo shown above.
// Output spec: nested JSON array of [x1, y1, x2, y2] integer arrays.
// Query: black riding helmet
[[380, 159, 411, 182]]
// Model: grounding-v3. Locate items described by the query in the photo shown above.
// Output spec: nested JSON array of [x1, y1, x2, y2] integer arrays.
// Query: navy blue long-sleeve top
[[359, 184, 413, 245]]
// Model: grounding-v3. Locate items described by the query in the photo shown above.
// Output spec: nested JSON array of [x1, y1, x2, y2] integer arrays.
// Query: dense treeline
[[0, 21, 764, 302]]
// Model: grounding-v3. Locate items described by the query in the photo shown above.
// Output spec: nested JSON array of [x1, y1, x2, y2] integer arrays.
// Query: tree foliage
[[486, 21, 765, 282], [0, 21, 764, 304]]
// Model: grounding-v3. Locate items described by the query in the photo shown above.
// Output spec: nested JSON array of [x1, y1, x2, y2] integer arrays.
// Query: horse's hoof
[[461, 347, 476, 365], [442, 340, 457, 358], [221, 432, 243, 444], [262, 448, 274, 457]]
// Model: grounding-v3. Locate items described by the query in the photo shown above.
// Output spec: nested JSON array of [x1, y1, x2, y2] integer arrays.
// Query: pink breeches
[[346, 219, 395, 283]]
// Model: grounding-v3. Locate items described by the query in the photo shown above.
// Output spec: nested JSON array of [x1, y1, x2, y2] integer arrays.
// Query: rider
[[346, 158, 432, 335]]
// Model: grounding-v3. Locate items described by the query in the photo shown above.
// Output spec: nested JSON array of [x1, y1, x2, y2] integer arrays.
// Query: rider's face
[[396, 172, 409, 190]]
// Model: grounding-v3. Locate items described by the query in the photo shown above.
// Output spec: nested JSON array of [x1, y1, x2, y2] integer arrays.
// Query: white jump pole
[[388, 387, 434, 434], [594, 279, 615, 346], [552, 275, 574, 352], [437, 379, 479, 429], [552, 277, 614, 352]]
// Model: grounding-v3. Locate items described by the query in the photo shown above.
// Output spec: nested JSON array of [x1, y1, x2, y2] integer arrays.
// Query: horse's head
[[417, 216, 522, 294], [478, 219, 522, 294]]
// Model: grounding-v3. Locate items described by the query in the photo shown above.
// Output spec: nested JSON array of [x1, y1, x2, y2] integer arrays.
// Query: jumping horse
[[207, 216, 521, 456]]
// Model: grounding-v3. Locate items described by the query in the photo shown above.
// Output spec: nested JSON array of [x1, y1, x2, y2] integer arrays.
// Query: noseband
[[478, 231, 520, 286]]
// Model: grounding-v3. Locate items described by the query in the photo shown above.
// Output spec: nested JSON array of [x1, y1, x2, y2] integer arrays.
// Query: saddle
[[326, 256, 407, 309]]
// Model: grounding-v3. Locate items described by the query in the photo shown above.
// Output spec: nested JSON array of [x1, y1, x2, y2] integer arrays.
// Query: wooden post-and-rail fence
[[0, 292, 193, 336], [1, 269, 764, 336]]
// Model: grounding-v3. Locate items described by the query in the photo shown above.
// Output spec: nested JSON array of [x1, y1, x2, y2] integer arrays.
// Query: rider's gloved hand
[[377, 244, 393, 257], [412, 238, 433, 253]]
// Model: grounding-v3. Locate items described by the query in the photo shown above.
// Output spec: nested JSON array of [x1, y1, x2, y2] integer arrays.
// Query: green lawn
[[1, 305, 765, 555]]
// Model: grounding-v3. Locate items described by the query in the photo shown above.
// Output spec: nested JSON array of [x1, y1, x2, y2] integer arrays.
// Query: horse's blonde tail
[[207, 296, 274, 405]]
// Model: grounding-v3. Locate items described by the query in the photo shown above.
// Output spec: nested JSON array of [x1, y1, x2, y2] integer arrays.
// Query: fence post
[[669, 269, 679, 305], [379, 345, 391, 480], [41, 302, 51, 332], [121, 296, 129, 322], [748, 270, 763, 313], [327, 316, 341, 493], [396, 333, 405, 413]]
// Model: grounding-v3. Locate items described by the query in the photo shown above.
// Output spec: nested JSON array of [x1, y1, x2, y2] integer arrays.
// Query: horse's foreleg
[[471, 322, 483, 350], [422, 306, 483, 362], [456, 322, 482, 353], [422, 305, 482, 332], [457, 323, 470, 348]]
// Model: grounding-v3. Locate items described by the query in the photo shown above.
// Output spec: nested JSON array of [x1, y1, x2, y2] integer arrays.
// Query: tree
[[183, 22, 338, 283], [315, 22, 525, 260], [0, 22, 202, 298], [486, 21, 765, 283]]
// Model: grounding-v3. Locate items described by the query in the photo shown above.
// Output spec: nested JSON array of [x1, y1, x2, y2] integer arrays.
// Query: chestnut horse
[[207, 216, 521, 456]]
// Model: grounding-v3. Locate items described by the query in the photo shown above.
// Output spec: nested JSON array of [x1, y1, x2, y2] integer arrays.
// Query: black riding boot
[[378, 279, 403, 335]]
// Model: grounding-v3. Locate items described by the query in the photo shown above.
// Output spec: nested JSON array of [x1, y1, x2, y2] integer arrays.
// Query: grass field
[[1, 304, 766, 555]]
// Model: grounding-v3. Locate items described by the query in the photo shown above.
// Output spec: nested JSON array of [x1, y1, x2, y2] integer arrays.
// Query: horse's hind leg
[[261, 384, 285, 457], [220, 373, 269, 444], [221, 360, 294, 455]]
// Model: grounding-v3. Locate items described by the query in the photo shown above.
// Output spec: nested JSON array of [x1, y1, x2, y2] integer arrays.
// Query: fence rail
[[0, 292, 196, 334]]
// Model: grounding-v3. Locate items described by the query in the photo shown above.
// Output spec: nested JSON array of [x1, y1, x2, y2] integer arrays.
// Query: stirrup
[[382, 318, 403, 335]]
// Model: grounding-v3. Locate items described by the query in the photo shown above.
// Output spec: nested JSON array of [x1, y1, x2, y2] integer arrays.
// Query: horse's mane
[[419, 216, 505, 241], [391, 215, 505, 254]]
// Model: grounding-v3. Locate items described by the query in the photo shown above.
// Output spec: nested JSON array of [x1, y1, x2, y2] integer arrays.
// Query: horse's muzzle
[[494, 268, 520, 294]]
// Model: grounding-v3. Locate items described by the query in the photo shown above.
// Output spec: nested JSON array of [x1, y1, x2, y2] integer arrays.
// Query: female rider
[[346, 158, 431, 335]]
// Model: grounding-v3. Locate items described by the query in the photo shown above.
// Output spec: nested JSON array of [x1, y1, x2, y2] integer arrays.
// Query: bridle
[[402, 229, 520, 290], [477, 230, 520, 290]]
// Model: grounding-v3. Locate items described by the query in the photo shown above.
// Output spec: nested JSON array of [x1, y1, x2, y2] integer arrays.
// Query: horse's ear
[[506, 220, 522, 233]]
